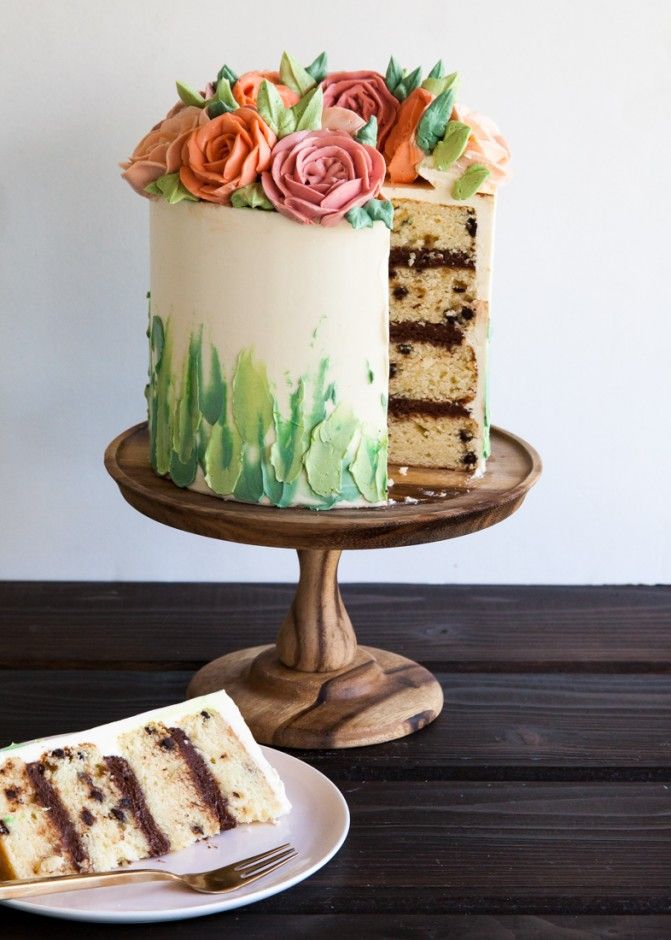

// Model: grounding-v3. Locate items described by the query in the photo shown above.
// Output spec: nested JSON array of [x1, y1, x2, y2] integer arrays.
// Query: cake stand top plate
[[105, 423, 541, 551]]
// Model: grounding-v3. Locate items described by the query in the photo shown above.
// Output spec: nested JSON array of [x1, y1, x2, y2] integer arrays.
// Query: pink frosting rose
[[451, 104, 511, 185], [321, 106, 366, 136], [262, 129, 386, 226], [322, 71, 399, 148], [121, 106, 209, 195]]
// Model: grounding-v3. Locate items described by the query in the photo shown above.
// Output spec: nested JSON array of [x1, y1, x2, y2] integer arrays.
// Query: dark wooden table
[[2, 583, 670, 939]]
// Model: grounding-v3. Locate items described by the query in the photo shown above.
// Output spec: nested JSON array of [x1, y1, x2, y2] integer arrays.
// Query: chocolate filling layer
[[26, 762, 88, 871], [389, 247, 475, 271], [168, 727, 236, 832], [390, 320, 463, 349], [388, 397, 470, 418], [104, 755, 170, 857]]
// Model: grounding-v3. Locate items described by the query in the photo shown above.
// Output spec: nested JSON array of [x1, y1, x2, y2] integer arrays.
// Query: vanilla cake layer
[[0, 692, 290, 879], [382, 180, 495, 473]]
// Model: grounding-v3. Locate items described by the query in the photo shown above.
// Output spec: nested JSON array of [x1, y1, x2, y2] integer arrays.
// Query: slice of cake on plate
[[0, 691, 290, 879]]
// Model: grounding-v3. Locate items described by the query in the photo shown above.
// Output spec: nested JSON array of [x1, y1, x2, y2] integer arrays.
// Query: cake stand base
[[187, 644, 443, 750]]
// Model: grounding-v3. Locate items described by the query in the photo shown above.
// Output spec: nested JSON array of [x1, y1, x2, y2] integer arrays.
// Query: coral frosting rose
[[121, 106, 209, 195], [384, 87, 433, 184], [261, 129, 386, 226], [451, 104, 511, 185], [180, 107, 276, 204], [322, 71, 399, 147], [233, 70, 300, 108]]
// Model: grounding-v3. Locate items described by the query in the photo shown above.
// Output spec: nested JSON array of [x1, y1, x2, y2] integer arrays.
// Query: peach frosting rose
[[321, 70, 399, 148], [384, 86, 433, 184], [179, 107, 276, 204], [232, 71, 300, 109], [451, 104, 511, 185], [261, 129, 386, 226], [120, 106, 209, 196]]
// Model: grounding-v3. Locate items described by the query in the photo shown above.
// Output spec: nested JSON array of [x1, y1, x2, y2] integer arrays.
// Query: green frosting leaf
[[305, 51, 328, 84], [176, 81, 206, 107], [421, 71, 459, 97], [350, 433, 387, 503], [279, 51, 316, 96], [233, 445, 265, 503], [385, 56, 404, 96], [433, 120, 471, 170], [199, 345, 226, 425], [356, 116, 378, 147], [427, 59, 445, 79], [364, 198, 394, 229], [172, 332, 201, 464], [271, 380, 309, 484], [214, 77, 239, 110], [345, 206, 373, 229], [231, 182, 274, 210], [293, 85, 323, 132], [277, 108, 298, 137], [145, 172, 198, 204], [216, 63, 238, 84], [256, 79, 285, 135], [452, 163, 490, 199], [394, 65, 422, 102], [415, 87, 457, 154]]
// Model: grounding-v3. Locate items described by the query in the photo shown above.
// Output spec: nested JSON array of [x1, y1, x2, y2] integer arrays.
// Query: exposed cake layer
[[389, 413, 482, 469], [0, 692, 290, 879], [390, 266, 477, 323], [389, 340, 477, 404], [391, 197, 477, 257]]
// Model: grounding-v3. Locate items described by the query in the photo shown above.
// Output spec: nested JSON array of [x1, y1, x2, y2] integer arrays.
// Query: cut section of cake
[[383, 175, 495, 474], [0, 691, 290, 879]]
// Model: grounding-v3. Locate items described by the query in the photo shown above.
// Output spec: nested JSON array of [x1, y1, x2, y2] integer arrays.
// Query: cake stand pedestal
[[105, 423, 540, 749]]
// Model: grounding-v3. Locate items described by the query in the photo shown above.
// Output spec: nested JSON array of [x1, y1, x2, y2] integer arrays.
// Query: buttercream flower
[[322, 71, 399, 148], [451, 104, 511, 185], [121, 106, 209, 196], [233, 71, 300, 109], [261, 129, 386, 226], [321, 106, 366, 136], [180, 107, 276, 204], [384, 87, 433, 184]]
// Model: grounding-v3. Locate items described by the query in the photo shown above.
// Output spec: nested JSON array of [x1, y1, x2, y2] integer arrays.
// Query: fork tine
[[238, 847, 296, 878], [239, 850, 298, 884], [233, 843, 292, 871]]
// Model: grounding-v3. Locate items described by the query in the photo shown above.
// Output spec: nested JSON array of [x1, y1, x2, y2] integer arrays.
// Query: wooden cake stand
[[105, 423, 541, 749]]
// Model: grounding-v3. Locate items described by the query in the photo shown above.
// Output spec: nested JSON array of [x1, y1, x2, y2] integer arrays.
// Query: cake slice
[[0, 691, 290, 879]]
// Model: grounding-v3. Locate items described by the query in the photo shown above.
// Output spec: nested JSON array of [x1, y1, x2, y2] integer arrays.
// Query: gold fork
[[0, 843, 297, 900]]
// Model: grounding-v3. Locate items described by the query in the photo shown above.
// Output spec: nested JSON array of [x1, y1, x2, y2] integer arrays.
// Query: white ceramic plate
[[2, 747, 348, 924]]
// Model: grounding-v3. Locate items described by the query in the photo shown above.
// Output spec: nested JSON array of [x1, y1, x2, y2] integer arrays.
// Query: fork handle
[[0, 867, 176, 900]]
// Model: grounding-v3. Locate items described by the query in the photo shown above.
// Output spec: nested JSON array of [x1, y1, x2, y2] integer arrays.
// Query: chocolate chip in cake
[[389, 362, 397, 378], [119, 797, 132, 809], [111, 807, 126, 822], [192, 824, 204, 835], [0, 820, 9, 836], [144, 725, 156, 735], [397, 344, 413, 355], [81, 808, 95, 826], [462, 452, 478, 466], [201, 710, 211, 720], [3, 788, 18, 801], [159, 737, 175, 751], [389, 268, 397, 279], [460, 306, 474, 321], [232, 791, 241, 799], [77, 751, 86, 761], [50, 749, 65, 759], [466, 216, 478, 237], [89, 786, 104, 802], [452, 281, 467, 293], [392, 285, 408, 300], [459, 429, 474, 443]]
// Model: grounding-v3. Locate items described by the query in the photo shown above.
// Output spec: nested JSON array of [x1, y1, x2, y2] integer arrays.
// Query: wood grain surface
[[104, 423, 541, 550], [1, 582, 670, 939]]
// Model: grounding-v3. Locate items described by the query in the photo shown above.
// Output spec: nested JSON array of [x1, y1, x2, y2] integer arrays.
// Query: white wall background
[[1, 0, 669, 584]]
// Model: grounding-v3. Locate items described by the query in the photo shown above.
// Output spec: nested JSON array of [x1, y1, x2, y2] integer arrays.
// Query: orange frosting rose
[[232, 71, 300, 109], [384, 87, 433, 184], [179, 107, 276, 204], [120, 106, 209, 196]]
